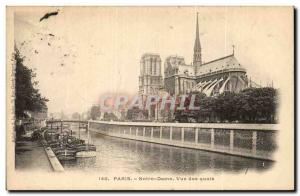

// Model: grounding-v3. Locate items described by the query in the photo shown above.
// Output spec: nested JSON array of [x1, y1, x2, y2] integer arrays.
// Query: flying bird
[[48, 33, 55, 37], [39, 11, 59, 22]]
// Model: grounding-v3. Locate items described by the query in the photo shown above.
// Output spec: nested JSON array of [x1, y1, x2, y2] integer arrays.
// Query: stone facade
[[139, 53, 163, 95], [164, 56, 197, 95]]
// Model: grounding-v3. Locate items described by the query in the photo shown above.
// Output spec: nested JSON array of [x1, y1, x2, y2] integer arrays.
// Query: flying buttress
[[204, 77, 224, 96], [202, 79, 218, 95], [192, 80, 209, 92], [219, 76, 231, 94]]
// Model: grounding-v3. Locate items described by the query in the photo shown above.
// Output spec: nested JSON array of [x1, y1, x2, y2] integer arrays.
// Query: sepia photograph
[[6, 6, 294, 190]]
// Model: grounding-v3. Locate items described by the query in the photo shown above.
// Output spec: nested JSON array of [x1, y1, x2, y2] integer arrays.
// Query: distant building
[[25, 107, 48, 121], [23, 106, 48, 128]]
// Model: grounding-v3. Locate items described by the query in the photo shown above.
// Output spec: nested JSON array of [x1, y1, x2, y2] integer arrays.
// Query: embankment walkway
[[15, 140, 53, 172]]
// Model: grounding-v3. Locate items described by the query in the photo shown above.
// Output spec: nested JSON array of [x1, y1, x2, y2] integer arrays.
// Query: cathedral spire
[[193, 12, 202, 66]]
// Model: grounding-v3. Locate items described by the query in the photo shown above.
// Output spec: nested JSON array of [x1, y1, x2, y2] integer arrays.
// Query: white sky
[[13, 6, 293, 115]]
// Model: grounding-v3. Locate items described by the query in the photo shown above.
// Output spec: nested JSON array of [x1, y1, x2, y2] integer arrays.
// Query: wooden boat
[[43, 129, 77, 161], [44, 130, 59, 142], [66, 137, 85, 146], [54, 148, 77, 154], [75, 129, 97, 158], [76, 151, 97, 158], [55, 148, 76, 161], [48, 141, 60, 147], [57, 154, 76, 161], [75, 144, 96, 152]]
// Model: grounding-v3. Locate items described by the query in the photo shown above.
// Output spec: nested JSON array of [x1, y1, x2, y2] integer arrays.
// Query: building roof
[[177, 64, 195, 76], [196, 54, 246, 76]]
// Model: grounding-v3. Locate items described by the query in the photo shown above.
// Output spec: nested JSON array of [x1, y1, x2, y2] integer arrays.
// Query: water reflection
[[63, 126, 274, 174]]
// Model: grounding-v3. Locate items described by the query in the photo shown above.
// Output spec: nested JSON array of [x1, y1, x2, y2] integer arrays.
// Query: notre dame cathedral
[[139, 13, 253, 97]]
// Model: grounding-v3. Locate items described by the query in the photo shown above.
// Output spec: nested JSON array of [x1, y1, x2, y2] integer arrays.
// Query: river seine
[[60, 125, 274, 174]]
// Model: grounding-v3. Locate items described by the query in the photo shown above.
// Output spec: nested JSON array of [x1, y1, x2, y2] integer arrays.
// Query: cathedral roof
[[196, 54, 246, 76]]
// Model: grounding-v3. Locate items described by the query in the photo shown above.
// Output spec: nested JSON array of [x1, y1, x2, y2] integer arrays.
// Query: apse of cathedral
[[139, 13, 253, 97]]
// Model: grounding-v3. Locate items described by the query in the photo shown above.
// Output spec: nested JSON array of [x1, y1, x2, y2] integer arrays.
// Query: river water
[[60, 125, 274, 174]]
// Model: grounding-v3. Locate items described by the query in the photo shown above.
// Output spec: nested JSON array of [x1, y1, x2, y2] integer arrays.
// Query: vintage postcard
[[6, 6, 294, 190]]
